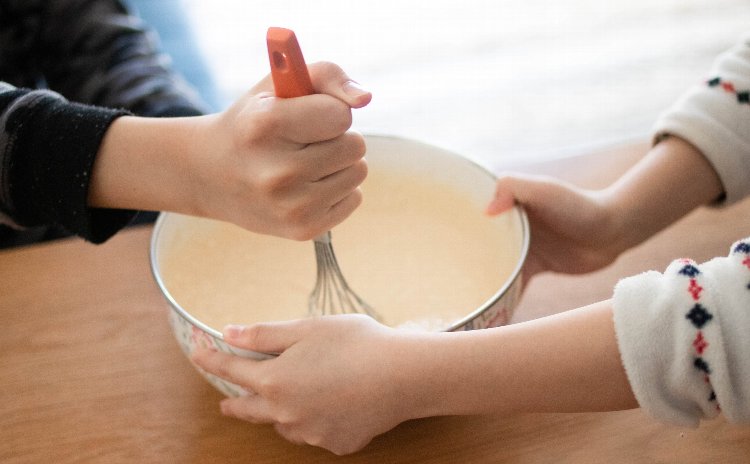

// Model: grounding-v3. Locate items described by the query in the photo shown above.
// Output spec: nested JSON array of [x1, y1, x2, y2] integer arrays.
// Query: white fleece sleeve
[[612, 238, 750, 427], [653, 35, 750, 205]]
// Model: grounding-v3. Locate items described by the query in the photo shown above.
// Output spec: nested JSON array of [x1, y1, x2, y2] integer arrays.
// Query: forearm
[[601, 136, 723, 251], [399, 300, 637, 419]]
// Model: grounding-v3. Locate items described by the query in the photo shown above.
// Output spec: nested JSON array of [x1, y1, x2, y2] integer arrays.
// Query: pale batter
[[158, 166, 522, 331]]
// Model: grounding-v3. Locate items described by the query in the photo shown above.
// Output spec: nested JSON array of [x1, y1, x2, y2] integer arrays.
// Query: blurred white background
[[183, 0, 750, 170]]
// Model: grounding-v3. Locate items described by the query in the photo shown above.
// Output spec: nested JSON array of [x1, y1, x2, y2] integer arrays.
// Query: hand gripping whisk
[[267, 27, 380, 320]]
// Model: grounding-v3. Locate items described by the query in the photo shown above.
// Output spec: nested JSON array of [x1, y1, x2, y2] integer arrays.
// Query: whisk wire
[[308, 232, 380, 320]]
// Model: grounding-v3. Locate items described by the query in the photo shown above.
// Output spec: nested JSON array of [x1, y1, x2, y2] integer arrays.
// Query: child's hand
[[90, 62, 371, 240], [485, 137, 725, 283], [193, 62, 372, 240], [191, 315, 416, 456], [486, 174, 621, 281]]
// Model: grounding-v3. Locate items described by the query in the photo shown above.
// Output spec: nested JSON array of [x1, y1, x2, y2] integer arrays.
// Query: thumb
[[308, 61, 372, 109], [485, 181, 515, 216], [486, 173, 557, 216], [223, 320, 307, 354], [486, 174, 532, 216]]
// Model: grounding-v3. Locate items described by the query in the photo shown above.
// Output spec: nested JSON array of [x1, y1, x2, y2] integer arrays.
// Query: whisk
[[309, 231, 380, 319], [267, 27, 380, 320]]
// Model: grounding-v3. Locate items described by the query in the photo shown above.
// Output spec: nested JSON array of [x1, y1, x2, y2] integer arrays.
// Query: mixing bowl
[[150, 134, 530, 396]]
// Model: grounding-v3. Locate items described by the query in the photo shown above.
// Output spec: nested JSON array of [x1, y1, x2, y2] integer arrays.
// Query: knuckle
[[326, 191, 361, 230], [286, 222, 318, 242], [235, 410, 258, 423], [351, 188, 364, 209], [304, 432, 336, 450], [280, 201, 313, 227], [275, 409, 299, 427], [243, 109, 283, 143], [309, 60, 344, 82], [331, 447, 350, 456], [275, 425, 305, 446], [352, 132, 367, 155], [341, 190, 364, 217], [317, 99, 352, 134], [340, 131, 366, 159], [287, 231, 312, 242], [256, 374, 283, 399], [333, 106, 353, 132], [211, 359, 234, 380], [351, 159, 368, 184], [330, 441, 362, 456], [257, 166, 298, 196], [243, 324, 267, 348], [192, 349, 215, 366], [304, 433, 324, 447]]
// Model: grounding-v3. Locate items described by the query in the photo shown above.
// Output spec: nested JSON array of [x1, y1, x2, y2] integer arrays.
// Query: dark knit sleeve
[[0, 84, 134, 243]]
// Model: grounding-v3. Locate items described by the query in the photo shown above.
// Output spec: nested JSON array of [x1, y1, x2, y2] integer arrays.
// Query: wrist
[[89, 115, 213, 216], [383, 331, 454, 420], [596, 187, 639, 257], [599, 136, 723, 252], [387, 330, 500, 419]]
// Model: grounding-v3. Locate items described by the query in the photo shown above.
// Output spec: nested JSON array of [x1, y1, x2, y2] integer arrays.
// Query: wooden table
[[2, 142, 750, 463]]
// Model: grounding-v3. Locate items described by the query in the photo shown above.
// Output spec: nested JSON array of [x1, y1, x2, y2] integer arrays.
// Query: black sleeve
[[0, 0, 208, 117], [0, 84, 134, 243], [0, 0, 210, 245], [37, 0, 209, 117]]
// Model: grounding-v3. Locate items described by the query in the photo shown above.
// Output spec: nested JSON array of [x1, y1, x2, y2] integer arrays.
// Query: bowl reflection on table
[[149, 135, 529, 397]]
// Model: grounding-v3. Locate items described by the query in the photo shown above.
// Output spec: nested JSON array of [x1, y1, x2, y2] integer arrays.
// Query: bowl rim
[[149, 133, 530, 339]]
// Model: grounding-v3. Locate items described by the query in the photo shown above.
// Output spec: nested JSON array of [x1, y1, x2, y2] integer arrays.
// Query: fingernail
[[223, 324, 244, 340], [485, 200, 501, 216], [343, 80, 369, 97], [485, 194, 514, 216]]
